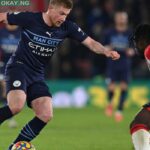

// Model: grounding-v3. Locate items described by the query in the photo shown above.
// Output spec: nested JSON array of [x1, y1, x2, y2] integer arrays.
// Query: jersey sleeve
[[67, 21, 88, 42], [7, 12, 34, 27]]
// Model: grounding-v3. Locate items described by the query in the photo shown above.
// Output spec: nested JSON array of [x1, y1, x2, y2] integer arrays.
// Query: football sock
[[131, 129, 150, 150], [8, 116, 47, 149], [108, 91, 114, 102], [0, 105, 13, 124], [118, 90, 127, 111]]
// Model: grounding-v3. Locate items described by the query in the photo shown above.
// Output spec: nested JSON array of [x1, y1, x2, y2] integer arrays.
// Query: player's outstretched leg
[[0, 98, 18, 128], [0, 105, 13, 124], [0, 90, 26, 125], [8, 116, 48, 149], [130, 106, 150, 150], [0, 77, 18, 128], [8, 97, 53, 150]]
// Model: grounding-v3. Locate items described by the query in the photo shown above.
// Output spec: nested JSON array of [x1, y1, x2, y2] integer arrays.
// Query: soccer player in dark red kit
[[130, 24, 150, 150], [0, 0, 120, 149]]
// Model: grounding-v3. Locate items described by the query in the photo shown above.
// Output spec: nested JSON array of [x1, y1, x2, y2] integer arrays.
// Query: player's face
[[48, 5, 71, 27], [115, 12, 128, 27]]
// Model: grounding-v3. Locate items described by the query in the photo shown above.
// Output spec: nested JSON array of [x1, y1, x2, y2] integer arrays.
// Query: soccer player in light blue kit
[[0, 0, 120, 149], [104, 11, 134, 122]]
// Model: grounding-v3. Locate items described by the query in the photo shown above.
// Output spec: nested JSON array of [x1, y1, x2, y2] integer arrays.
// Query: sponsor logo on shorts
[[13, 80, 21, 87]]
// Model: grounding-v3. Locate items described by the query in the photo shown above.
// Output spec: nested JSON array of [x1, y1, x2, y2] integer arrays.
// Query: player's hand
[[104, 50, 120, 60]]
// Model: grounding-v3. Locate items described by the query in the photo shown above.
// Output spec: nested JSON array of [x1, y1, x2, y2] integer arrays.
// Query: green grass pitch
[[0, 107, 138, 150]]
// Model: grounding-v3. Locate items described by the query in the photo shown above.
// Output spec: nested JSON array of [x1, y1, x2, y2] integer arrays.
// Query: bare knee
[[36, 111, 53, 123], [32, 97, 53, 123], [9, 102, 24, 115], [7, 90, 26, 115]]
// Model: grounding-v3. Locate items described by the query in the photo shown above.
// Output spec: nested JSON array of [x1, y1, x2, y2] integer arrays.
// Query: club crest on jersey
[[13, 80, 21, 87]]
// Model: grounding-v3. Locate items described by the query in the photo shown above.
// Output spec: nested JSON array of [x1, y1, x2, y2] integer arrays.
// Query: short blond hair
[[49, 0, 73, 9]]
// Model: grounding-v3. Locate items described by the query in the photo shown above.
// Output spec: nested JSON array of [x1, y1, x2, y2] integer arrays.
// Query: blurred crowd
[[0, 0, 150, 80]]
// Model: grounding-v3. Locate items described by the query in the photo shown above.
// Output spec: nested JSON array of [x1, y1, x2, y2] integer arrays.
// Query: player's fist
[[104, 50, 120, 60], [144, 45, 150, 60]]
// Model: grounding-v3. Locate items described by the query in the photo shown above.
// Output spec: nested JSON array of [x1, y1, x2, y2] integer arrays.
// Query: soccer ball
[[11, 141, 36, 150]]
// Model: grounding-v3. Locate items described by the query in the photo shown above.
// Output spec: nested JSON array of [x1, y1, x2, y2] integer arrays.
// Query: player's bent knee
[[8, 98, 25, 115], [9, 104, 24, 115], [7, 90, 26, 115], [36, 112, 53, 123], [43, 113, 53, 122], [32, 97, 53, 122]]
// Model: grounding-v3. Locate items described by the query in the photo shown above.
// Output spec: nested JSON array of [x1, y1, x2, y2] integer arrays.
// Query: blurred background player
[[0, 24, 20, 128], [130, 24, 150, 150], [103, 11, 134, 122]]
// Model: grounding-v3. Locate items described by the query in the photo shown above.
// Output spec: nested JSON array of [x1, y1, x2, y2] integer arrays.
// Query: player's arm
[[0, 13, 8, 23], [82, 36, 120, 60]]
